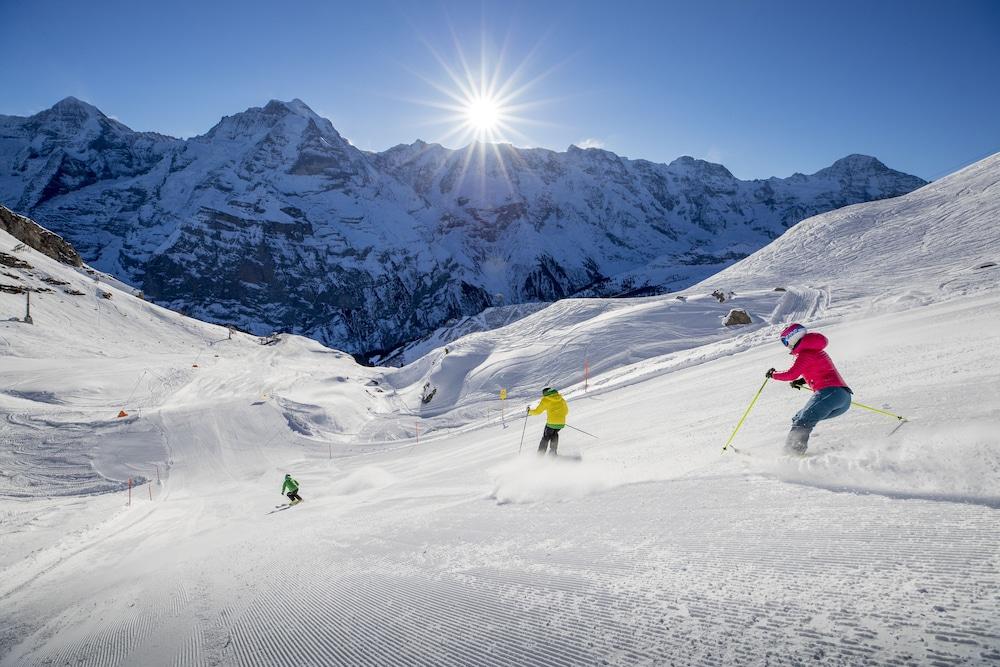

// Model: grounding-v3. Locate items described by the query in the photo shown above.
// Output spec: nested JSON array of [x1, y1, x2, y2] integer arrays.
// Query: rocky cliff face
[[0, 98, 927, 358], [0, 204, 82, 267]]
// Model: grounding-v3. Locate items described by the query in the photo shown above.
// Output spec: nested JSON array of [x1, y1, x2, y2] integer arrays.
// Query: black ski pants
[[286, 490, 302, 502], [538, 426, 560, 455]]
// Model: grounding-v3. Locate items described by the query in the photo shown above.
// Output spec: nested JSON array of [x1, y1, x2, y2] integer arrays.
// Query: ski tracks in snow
[[5, 472, 998, 666]]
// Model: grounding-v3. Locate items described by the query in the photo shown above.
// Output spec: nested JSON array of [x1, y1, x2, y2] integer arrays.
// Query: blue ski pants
[[792, 387, 852, 429]]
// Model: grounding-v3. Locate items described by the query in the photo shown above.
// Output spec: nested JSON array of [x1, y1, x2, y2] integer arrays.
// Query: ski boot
[[785, 426, 812, 455]]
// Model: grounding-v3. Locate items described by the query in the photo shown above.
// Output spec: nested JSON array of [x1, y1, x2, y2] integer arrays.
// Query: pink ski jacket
[[771, 332, 849, 391]]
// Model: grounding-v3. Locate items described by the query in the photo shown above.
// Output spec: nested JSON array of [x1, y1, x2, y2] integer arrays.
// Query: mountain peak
[[46, 96, 104, 118], [53, 96, 91, 108], [200, 98, 338, 145], [827, 154, 888, 172], [262, 98, 319, 119], [668, 155, 735, 180]]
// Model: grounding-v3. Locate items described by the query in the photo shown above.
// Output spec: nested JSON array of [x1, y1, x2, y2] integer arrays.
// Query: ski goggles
[[781, 326, 806, 347]]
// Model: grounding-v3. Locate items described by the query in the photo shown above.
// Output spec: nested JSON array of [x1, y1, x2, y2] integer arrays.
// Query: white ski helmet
[[780, 323, 807, 349]]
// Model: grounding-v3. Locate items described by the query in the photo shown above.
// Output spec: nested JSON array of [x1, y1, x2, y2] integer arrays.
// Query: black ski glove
[[526, 406, 531, 414], [790, 378, 807, 390], [765, 368, 776, 378]]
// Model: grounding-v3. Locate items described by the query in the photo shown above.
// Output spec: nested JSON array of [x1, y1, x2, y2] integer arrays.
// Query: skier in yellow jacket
[[527, 387, 569, 456]]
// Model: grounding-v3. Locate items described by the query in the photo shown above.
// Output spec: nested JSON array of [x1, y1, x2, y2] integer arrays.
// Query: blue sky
[[3, 0, 998, 180]]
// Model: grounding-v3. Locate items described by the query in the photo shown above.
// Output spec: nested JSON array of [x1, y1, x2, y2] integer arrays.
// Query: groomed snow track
[[5, 473, 997, 666]]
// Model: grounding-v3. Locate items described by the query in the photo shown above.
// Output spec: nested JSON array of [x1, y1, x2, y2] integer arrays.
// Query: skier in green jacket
[[281, 474, 303, 504]]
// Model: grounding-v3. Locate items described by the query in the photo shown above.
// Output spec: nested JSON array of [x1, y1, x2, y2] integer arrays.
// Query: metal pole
[[518, 409, 529, 454], [794, 385, 907, 421], [564, 424, 599, 439], [850, 400, 906, 421]]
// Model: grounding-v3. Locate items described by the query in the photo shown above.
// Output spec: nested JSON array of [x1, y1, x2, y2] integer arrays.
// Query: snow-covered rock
[[0, 98, 926, 357]]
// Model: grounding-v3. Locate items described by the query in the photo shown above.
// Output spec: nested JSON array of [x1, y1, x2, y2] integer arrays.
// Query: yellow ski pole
[[723, 378, 769, 452], [793, 384, 907, 422], [850, 400, 907, 422]]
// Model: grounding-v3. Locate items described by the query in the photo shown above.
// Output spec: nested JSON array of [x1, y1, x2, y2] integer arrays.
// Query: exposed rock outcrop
[[723, 309, 752, 326], [0, 205, 82, 267]]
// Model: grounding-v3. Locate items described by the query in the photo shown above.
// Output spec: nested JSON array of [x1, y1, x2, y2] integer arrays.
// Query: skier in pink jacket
[[766, 323, 852, 453]]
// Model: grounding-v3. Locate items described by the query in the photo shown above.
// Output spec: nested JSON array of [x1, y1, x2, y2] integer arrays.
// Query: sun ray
[[398, 25, 571, 169]]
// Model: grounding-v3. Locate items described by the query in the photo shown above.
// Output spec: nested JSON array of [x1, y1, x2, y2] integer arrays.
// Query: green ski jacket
[[281, 476, 299, 493]]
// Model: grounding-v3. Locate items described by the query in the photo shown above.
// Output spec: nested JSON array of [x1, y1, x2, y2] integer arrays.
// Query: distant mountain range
[[0, 97, 927, 358]]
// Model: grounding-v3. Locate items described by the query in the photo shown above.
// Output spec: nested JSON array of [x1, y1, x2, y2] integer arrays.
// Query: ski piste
[[2, 153, 998, 665]]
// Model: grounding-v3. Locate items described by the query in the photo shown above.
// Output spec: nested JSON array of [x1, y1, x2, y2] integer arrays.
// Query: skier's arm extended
[[527, 396, 549, 416], [770, 356, 804, 382]]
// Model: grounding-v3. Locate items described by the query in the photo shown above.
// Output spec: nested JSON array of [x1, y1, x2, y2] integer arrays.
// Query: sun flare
[[406, 34, 557, 151], [465, 97, 501, 133], [401, 34, 562, 196]]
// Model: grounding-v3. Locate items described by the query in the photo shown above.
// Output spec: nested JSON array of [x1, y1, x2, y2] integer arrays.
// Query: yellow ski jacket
[[528, 389, 568, 429]]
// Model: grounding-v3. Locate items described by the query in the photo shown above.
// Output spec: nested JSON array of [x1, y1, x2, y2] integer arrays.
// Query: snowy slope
[[1, 98, 926, 357], [0, 228, 386, 502], [1, 154, 998, 665], [697, 152, 1000, 309]]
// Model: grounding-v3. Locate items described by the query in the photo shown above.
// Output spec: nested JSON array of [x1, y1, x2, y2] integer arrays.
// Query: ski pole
[[564, 424, 599, 439], [793, 385, 906, 421], [518, 409, 529, 454], [723, 378, 768, 452], [850, 400, 906, 422]]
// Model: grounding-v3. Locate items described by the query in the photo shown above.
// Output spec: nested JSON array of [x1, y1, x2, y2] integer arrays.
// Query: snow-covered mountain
[[0, 97, 926, 357], [1, 153, 997, 665]]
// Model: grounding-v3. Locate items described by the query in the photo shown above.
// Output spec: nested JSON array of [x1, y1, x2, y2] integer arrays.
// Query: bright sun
[[465, 97, 501, 132], [409, 36, 551, 149]]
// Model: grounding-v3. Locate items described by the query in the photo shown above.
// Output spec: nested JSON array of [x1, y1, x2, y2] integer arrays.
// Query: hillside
[[1, 154, 997, 665]]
